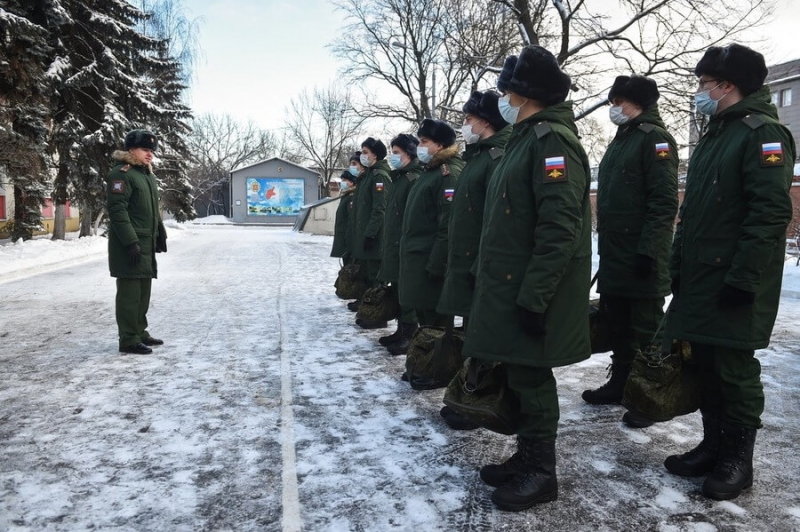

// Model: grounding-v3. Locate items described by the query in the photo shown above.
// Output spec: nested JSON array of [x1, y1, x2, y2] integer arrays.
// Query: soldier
[[106, 129, 168, 355], [581, 75, 679, 429], [464, 46, 591, 512], [664, 44, 795, 501], [349, 140, 390, 313], [330, 170, 356, 263], [437, 90, 511, 429], [395, 119, 465, 354], [377, 134, 422, 351], [346, 151, 367, 311]]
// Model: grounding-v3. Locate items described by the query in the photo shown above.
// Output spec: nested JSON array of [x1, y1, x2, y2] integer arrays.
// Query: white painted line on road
[[279, 282, 303, 532]]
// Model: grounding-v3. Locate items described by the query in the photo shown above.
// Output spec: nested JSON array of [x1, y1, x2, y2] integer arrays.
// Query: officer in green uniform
[[437, 90, 510, 429], [346, 152, 367, 311], [581, 75, 679, 429], [465, 46, 591, 512], [330, 170, 356, 262], [106, 129, 168, 355], [377, 134, 422, 351], [397, 119, 465, 341], [350, 139, 390, 313], [664, 44, 795, 501]]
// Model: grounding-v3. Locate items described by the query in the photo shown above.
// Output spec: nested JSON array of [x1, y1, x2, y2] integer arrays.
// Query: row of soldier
[[329, 43, 795, 512]]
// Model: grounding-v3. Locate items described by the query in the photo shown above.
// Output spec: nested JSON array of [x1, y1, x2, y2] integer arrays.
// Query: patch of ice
[[786, 506, 800, 518], [592, 459, 615, 474], [716, 500, 747, 516], [654, 486, 688, 510]]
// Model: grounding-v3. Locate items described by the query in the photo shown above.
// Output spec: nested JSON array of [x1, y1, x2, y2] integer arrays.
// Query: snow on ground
[[0, 226, 799, 531]]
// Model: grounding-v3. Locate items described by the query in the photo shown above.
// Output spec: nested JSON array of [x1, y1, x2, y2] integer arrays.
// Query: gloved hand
[[518, 306, 546, 337], [719, 284, 755, 307], [363, 236, 377, 251], [634, 254, 655, 279], [671, 277, 680, 296], [127, 243, 142, 266], [156, 232, 167, 253]]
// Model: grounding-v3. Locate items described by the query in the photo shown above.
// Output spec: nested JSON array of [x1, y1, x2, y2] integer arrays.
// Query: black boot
[[356, 317, 388, 329], [701, 423, 756, 500], [480, 436, 526, 487], [120, 343, 153, 355], [664, 413, 719, 477], [387, 322, 418, 356], [490, 437, 558, 512], [379, 323, 401, 346], [581, 363, 631, 405], [347, 299, 361, 312], [622, 410, 654, 428]]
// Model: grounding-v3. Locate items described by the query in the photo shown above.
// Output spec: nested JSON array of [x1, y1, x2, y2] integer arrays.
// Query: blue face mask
[[498, 94, 524, 124], [349, 165, 359, 177], [417, 146, 431, 164], [340, 181, 350, 191], [388, 153, 403, 169], [695, 82, 725, 116]]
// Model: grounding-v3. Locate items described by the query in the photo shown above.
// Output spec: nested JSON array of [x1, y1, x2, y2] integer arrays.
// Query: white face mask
[[461, 123, 483, 145], [417, 146, 431, 164], [360, 153, 373, 167], [609, 105, 630, 125]]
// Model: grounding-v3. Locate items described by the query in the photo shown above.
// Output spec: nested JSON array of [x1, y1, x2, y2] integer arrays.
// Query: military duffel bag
[[334, 262, 368, 300], [405, 326, 465, 391], [356, 285, 400, 323]]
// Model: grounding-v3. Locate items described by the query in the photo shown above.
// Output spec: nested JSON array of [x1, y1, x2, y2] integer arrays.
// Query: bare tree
[[186, 113, 277, 217], [331, 0, 520, 125], [283, 84, 367, 198]]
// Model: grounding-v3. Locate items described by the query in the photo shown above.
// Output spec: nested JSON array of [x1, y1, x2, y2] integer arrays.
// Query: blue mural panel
[[246, 178, 305, 216]]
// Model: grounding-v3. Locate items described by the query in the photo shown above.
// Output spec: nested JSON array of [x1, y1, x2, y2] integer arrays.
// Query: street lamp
[[391, 40, 438, 119]]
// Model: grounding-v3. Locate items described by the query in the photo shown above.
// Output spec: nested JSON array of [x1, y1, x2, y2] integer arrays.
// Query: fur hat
[[463, 90, 508, 132], [349, 151, 361, 164], [694, 43, 767, 96], [124, 129, 158, 151], [390, 133, 419, 157], [607, 75, 660, 109], [417, 119, 456, 147], [499, 46, 571, 106], [361, 137, 387, 160], [340, 170, 355, 183], [496, 56, 516, 92]]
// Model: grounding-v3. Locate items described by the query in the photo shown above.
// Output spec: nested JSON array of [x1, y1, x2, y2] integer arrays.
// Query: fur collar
[[113, 150, 153, 173], [428, 144, 460, 168]]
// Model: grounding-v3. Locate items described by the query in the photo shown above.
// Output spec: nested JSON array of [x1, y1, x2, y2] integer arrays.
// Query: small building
[[229, 158, 320, 225], [766, 58, 800, 161]]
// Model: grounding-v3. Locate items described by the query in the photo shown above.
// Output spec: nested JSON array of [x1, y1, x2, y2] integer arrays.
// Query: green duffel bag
[[334, 262, 368, 300], [356, 285, 400, 323], [405, 326, 465, 390], [443, 357, 520, 435], [622, 339, 700, 422], [589, 297, 613, 354]]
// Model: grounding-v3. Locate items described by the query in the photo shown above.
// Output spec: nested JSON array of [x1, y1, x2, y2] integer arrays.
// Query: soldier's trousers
[[601, 295, 665, 365], [116, 278, 152, 348], [388, 282, 417, 324], [505, 363, 559, 440], [416, 309, 452, 328], [358, 259, 381, 286], [690, 342, 764, 429]]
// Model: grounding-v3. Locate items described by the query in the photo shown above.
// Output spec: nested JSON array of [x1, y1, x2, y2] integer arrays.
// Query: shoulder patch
[[655, 142, 671, 161], [638, 123, 656, 133], [488, 147, 503, 160], [406, 172, 419, 182], [120, 164, 131, 173], [441, 164, 451, 176], [375, 182, 384, 192], [760, 142, 784, 166], [534, 122, 552, 139], [742, 114, 766, 130], [110, 180, 125, 194], [444, 188, 455, 202], [543, 155, 568, 183]]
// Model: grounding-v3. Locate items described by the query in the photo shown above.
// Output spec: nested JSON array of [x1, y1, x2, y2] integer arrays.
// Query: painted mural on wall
[[246, 178, 305, 216]]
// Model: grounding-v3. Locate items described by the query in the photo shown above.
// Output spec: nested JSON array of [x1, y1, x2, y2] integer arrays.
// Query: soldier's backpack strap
[[742, 114, 766, 129], [637, 123, 656, 133], [534, 121, 552, 139], [488, 147, 504, 160]]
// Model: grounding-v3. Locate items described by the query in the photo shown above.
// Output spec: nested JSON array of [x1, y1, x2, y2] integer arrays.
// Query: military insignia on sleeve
[[441, 164, 451, 176], [120, 164, 131, 173], [761, 142, 783, 166], [543, 156, 567, 183], [375, 182, 384, 192], [111, 180, 125, 193], [444, 188, 454, 202], [655, 143, 670, 160]]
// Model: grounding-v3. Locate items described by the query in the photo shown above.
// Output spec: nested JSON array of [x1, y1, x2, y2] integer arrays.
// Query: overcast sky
[[182, 0, 800, 133]]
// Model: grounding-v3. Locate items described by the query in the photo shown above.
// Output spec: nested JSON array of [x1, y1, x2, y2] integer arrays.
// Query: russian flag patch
[[655, 142, 670, 160], [543, 155, 567, 183], [375, 182, 384, 192], [761, 142, 783, 166], [444, 188, 455, 202]]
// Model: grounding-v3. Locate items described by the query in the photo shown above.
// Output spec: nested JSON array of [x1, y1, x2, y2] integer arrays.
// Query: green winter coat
[[463, 102, 593, 368], [378, 159, 422, 283], [437, 125, 512, 316], [399, 145, 465, 310], [106, 150, 164, 279], [596, 106, 679, 298], [330, 188, 355, 259], [669, 87, 795, 350], [352, 160, 390, 260]]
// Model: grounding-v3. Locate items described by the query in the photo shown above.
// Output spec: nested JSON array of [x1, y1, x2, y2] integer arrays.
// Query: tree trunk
[[52, 203, 66, 240], [79, 200, 93, 237]]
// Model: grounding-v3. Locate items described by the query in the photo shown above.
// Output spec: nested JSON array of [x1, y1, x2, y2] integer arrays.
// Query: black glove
[[127, 243, 142, 266], [518, 307, 546, 337], [156, 231, 167, 253], [718, 284, 755, 307], [634, 254, 655, 279], [363, 236, 377, 251], [671, 277, 680, 296]]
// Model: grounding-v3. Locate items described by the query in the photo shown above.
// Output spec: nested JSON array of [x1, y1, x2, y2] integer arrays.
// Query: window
[[772, 92, 780, 106], [41, 198, 54, 218], [0, 194, 5, 220], [781, 88, 792, 107]]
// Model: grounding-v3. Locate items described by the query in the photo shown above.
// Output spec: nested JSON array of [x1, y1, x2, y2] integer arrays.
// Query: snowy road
[[1, 226, 799, 531]]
